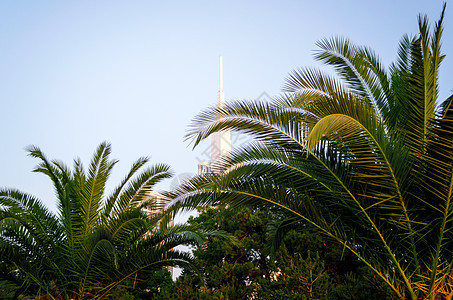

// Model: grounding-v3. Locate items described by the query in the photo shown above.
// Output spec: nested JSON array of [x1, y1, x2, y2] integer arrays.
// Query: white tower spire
[[219, 56, 224, 95], [217, 56, 225, 109], [211, 56, 231, 171], [197, 56, 231, 175]]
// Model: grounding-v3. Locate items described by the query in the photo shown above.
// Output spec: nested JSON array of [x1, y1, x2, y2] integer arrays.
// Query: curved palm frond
[[0, 143, 205, 299], [176, 5, 450, 299]]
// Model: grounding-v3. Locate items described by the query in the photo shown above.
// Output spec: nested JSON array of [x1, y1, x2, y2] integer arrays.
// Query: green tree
[[173, 5, 453, 299], [176, 206, 271, 299], [130, 269, 175, 300], [0, 142, 205, 299], [173, 207, 392, 299]]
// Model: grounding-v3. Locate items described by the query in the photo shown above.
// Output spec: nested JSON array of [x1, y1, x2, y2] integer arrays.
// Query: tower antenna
[[198, 56, 231, 175], [218, 56, 225, 107]]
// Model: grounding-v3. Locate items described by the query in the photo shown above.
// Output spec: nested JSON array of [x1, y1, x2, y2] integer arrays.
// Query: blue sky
[[0, 1, 451, 212]]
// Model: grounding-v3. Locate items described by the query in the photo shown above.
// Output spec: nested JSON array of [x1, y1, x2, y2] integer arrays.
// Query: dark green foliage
[[177, 206, 269, 299], [127, 269, 175, 300], [328, 269, 395, 300], [172, 5, 452, 299], [0, 143, 206, 299], [173, 207, 393, 299]]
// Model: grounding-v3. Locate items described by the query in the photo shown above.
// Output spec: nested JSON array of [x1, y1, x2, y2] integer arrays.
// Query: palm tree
[[0, 142, 206, 299], [172, 5, 453, 299]]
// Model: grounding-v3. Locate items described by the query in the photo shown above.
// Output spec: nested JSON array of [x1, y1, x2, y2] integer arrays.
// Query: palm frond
[[79, 142, 117, 236], [110, 163, 172, 218], [103, 157, 149, 218], [313, 37, 389, 121], [1, 143, 209, 298]]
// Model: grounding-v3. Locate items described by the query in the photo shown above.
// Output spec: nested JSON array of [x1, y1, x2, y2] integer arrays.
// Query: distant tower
[[211, 56, 231, 171], [198, 56, 231, 175]]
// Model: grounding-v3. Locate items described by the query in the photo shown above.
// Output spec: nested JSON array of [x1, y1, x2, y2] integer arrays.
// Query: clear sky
[[0, 1, 451, 212]]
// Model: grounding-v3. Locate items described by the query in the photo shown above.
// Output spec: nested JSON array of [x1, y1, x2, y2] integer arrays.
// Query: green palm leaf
[[0, 143, 207, 299], [176, 4, 451, 299]]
